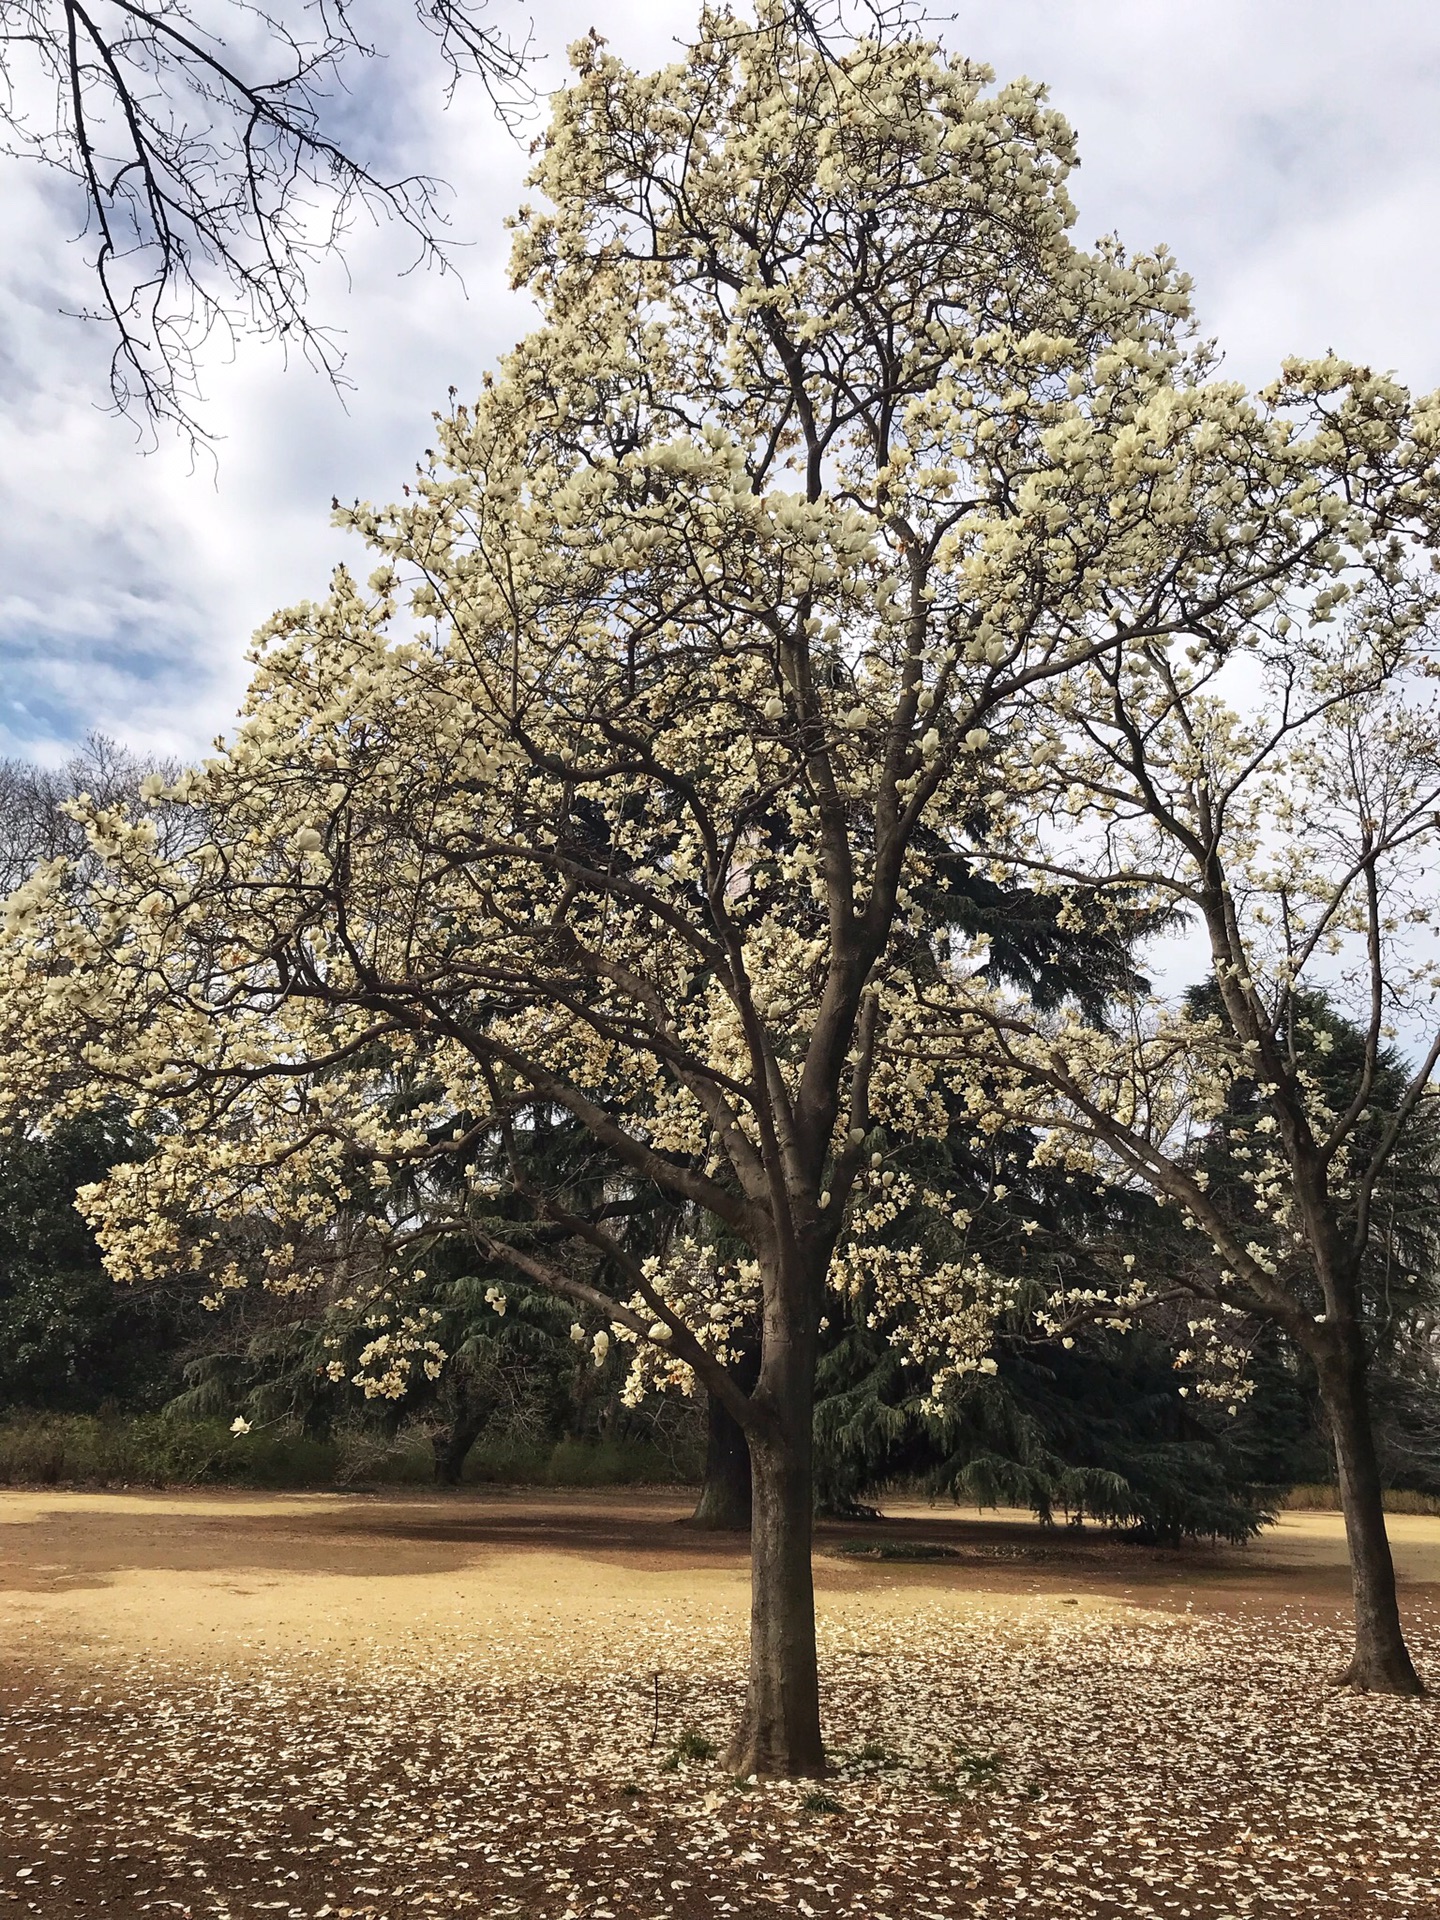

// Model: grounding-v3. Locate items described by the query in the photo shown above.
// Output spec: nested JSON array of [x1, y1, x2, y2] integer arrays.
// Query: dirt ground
[[2, 1487, 1439, 1919]]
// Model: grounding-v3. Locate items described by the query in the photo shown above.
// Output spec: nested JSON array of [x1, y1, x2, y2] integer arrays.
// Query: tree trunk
[[432, 1396, 493, 1488], [726, 1338, 824, 1777], [688, 1388, 753, 1530], [1315, 1334, 1423, 1694]]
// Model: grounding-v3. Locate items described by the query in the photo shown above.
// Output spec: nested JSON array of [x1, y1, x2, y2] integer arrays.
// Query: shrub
[[0, 1413, 700, 1491]]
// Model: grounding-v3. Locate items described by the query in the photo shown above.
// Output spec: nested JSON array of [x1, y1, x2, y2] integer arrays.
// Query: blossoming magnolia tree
[[919, 457, 1440, 1691], [5, 8, 1440, 1767]]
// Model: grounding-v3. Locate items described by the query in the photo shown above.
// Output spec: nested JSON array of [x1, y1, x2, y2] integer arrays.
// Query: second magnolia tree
[[5, 5, 1440, 1768]]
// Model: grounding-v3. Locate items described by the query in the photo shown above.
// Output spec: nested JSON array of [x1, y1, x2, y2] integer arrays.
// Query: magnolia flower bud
[[844, 707, 869, 730], [295, 826, 324, 853], [964, 728, 990, 750], [139, 773, 166, 802], [648, 1320, 672, 1342], [763, 696, 785, 721], [591, 1330, 610, 1366], [921, 728, 941, 756], [978, 1357, 998, 1375], [569, 1322, 586, 1345], [1062, 1337, 1075, 1350], [916, 689, 935, 713], [818, 1190, 832, 1209], [848, 1126, 866, 1145]]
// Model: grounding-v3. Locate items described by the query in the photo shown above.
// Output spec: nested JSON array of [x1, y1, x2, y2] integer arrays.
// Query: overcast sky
[[3, 0, 1439, 765]]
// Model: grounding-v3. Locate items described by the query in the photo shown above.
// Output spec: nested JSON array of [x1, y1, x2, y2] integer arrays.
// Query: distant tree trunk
[[726, 1320, 824, 1777], [689, 1391, 753, 1529], [1314, 1330, 1422, 1694], [689, 1346, 759, 1531], [431, 1391, 494, 1488]]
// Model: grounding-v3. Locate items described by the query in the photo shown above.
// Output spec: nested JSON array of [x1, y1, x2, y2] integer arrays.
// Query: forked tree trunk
[[727, 1338, 824, 1777], [431, 1395, 493, 1488], [1315, 1334, 1423, 1695], [688, 1389, 753, 1531]]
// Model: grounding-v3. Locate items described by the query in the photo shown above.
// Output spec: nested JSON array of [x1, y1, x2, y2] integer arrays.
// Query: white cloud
[[3, 0, 1439, 760]]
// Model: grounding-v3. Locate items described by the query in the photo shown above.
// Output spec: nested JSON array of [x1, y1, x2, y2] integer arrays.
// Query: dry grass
[[2, 1489, 1438, 1918], [1284, 1482, 1440, 1517]]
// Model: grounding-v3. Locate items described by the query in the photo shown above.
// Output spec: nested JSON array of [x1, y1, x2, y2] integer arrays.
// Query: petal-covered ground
[[1, 1490, 1437, 1918]]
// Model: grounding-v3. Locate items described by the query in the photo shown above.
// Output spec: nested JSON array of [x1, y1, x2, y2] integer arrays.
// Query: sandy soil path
[[1, 1485, 1424, 1671]]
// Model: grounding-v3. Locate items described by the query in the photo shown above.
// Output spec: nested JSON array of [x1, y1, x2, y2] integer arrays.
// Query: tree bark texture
[[726, 1336, 825, 1776], [1316, 1334, 1423, 1694]]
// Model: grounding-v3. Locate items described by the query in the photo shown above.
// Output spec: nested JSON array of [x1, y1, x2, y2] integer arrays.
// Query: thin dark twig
[[0, 0, 537, 443]]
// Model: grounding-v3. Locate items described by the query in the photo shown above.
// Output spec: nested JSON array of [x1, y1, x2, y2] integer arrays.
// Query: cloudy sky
[[3, 0, 1439, 765]]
